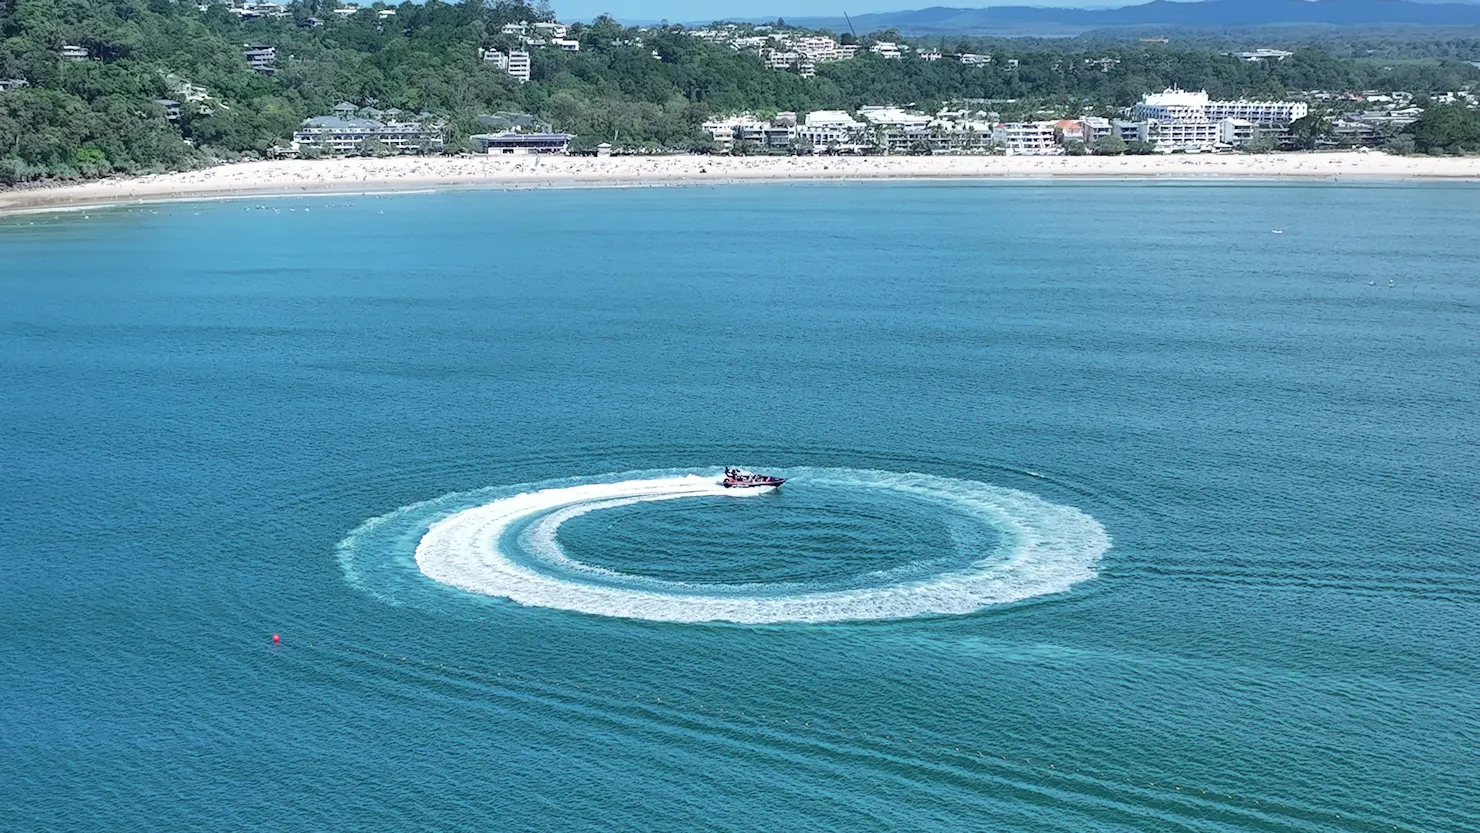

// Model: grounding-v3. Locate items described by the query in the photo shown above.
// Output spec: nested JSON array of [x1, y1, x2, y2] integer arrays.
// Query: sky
[[556, 0, 1133, 25]]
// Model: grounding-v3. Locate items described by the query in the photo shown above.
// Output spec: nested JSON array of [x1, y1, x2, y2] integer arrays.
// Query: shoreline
[[4, 152, 1479, 215]]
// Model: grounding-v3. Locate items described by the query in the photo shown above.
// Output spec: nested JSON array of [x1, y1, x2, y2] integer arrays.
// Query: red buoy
[[272, 633, 280, 644]]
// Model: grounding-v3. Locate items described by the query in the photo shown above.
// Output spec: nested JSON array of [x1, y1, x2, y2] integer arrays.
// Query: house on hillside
[[244, 44, 276, 74], [480, 49, 531, 83]]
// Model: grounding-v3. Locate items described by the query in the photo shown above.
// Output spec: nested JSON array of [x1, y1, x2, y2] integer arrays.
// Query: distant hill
[[782, 0, 1480, 36]]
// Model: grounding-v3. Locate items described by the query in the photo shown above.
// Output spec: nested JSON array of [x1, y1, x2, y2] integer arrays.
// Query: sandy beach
[[3, 151, 1478, 214]]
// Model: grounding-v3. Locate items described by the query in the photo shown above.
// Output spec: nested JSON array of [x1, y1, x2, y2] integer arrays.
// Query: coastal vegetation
[[2, 0, 1480, 184]]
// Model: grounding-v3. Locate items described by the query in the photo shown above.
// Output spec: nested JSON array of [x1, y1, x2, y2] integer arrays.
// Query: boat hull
[[722, 477, 785, 488]]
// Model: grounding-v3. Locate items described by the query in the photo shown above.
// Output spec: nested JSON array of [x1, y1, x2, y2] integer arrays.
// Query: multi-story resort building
[[795, 111, 868, 153], [481, 49, 531, 83], [702, 115, 766, 152], [471, 132, 574, 154], [1205, 99, 1309, 126], [697, 82, 1320, 157], [1079, 116, 1114, 144], [1133, 119, 1222, 151], [1135, 89, 1308, 127], [1131, 88, 1214, 123], [860, 106, 935, 152], [1127, 89, 1305, 151], [992, 122, 1062, 155], [291, 115, 444, 155], [0, 78, 28, 91], [60, 45, 89, 61]]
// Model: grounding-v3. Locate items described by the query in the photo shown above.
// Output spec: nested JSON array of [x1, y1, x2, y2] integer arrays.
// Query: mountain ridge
[[771, 0, 1480, 36]]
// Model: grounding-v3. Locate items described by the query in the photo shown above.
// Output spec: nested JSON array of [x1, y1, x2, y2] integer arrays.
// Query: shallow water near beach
[[2, 181, 1478, 831]]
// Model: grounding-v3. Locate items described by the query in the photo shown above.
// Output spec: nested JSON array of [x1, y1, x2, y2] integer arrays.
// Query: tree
[[1384, 134, 1416, 155], [1287, 114, 1332, 150], [1093, 133, 1126, 155], [1243, 134, 1276, 154], [1125, 139, 1156, 155], [1063, 138, 1086, 156], [1405, 102, 1480, 153], [361, 138, 392, 157]]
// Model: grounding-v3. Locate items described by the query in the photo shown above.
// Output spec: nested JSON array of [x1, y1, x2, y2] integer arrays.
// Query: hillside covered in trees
[[3, 0, 1480, 184]]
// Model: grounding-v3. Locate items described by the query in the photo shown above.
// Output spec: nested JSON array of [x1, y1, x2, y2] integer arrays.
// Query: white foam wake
[[411, 469, 1109, 624]]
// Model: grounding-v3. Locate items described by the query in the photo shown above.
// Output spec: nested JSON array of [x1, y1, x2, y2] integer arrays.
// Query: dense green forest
[[3, 0, 1480, 184], [1063, 26, 1480, 62]]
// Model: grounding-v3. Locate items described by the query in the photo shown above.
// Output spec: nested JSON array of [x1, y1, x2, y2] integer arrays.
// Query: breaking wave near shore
[[338, 468, 1110, 624]]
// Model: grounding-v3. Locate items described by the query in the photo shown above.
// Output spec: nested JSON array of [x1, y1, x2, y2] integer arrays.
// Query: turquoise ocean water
[[2, 182, 1477, 830]]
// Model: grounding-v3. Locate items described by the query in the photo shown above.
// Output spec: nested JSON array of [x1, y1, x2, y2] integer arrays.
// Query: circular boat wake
[[339, 468, 1110, 624]]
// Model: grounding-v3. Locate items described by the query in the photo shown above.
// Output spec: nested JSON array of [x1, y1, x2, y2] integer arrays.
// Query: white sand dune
[[3, 151, 1477, 214]]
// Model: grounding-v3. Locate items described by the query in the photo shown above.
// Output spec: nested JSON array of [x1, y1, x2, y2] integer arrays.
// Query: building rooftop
[[477, 112, 548, 132], [1141, 88, 1210, 107], [302, 116, 385, 129]]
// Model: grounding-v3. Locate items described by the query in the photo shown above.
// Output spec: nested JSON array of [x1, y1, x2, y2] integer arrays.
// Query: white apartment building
[[1144, 120, 1221, 151], [1205, 99, 1308, 125], [957, 53, 991, 65], [1126, 88, 1304, 150], [992, 122, 1062, 155], [293, 116, 444, 155], [870, 42, 903, 59], [1113, 116, 1220, 151], [482, 49, 531, 83], [1219, 118, 1257, 145], [1233, 49, 1293, 62], [1080, 116, 1114, 144], [860, 106, 935, 152], [1135, 88, 1306, 126], [702, 115, 772, 152], [796, 110, 867, 153], [794, 36, 845, 63], [929, 113, 996, 151], [1131, 88, 1212, 123], [859, 106, 932, 129], [763, 49, 813, 76]]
